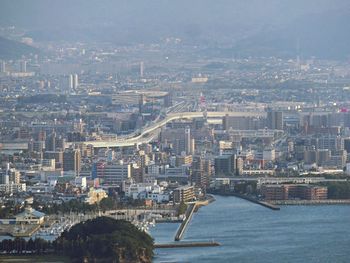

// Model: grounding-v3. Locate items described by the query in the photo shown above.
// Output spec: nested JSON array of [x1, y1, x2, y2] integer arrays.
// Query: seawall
[[174, 203, 196, 241], [208, 190, 280, 210], [155, 241, 220, 248]]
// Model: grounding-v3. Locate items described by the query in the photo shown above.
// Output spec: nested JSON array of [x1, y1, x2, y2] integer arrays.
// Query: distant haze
[[0, 0, 350, 58]]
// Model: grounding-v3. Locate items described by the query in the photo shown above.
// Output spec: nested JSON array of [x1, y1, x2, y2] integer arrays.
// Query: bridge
[[80, 111, 265, 148]]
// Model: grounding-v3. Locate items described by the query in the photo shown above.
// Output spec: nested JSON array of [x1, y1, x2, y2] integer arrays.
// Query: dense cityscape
[[0, 1, 350, 262]]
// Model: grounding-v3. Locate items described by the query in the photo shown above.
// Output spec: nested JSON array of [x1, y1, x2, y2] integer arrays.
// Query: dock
[[174, 203, 196, 241], [155, 241, 220, 248]]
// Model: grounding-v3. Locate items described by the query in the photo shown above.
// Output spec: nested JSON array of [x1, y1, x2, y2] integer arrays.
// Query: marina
[[150, 195, 350, 263]]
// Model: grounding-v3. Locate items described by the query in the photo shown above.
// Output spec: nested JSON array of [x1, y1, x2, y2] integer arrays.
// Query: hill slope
[[232, 10, 350, 59], [0, 36, 38, 59]]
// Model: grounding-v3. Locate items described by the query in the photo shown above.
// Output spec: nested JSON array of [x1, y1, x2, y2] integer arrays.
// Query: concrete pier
[[208, 191, 280, 210], [174, 203, 196, 241]]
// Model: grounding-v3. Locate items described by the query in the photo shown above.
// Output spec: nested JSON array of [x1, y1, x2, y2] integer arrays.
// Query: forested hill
[[0, 36, 38, 59]]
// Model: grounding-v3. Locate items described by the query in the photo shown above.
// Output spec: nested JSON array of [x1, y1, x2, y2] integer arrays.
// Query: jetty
[[174, 203, 196, 241], [155, 241, 220, 248], [208, 190, 280, 210], [270, 199, 350, 205]]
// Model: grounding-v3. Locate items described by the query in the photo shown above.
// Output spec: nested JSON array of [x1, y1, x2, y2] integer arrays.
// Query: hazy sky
[[1, 0, 349, 58], [0, 0, 348, 31]]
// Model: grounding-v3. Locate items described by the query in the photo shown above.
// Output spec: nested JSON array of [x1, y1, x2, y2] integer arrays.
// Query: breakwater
[[208, 190, 280, 210], [174, 203, 196, 241], [155, 241, 220, 248], [270, 199, 350, 205]]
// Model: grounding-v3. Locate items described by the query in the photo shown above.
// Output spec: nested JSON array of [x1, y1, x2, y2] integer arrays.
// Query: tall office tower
[[0, 60, 5, 73], [73, 74, 79, 90], [191, 156, 207, 188], [20, 60, 27, 72], [140, 61, 144, 78], [139, 94, 145, 114], [185, 128, 193, 155], [8, 169, 20, 184], [68, 74, 74, 92], [34, 130, 46, 141], [214, 154, 237, 176], [45, 132, 56, 152], [0, 163, 10, 184], [0, 171, 9, 185], [267, 109, 283, 130], [31, 141, 45, 153], [63, 149, 81, 175]]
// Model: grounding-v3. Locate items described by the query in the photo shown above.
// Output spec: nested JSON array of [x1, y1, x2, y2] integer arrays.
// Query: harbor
[[0, 207, 179, 240], [151, 195, 350, 263]]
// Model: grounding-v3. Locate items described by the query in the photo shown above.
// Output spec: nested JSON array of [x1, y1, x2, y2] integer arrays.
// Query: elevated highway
[[81, 111, 265, 148]]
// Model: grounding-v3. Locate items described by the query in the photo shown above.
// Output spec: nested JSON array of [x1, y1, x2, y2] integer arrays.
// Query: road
[[78, 111, 265, 148]]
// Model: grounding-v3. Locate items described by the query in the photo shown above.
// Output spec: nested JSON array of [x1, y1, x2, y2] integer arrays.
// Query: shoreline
[[269, 199, 350, 205], [207, 191, 280, 210]]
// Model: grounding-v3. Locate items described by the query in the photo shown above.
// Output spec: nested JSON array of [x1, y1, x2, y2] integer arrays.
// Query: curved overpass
[[82, 111, 265, 148]]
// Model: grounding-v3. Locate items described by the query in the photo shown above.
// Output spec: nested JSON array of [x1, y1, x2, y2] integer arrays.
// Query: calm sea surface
[[150, 195, 350, 263]]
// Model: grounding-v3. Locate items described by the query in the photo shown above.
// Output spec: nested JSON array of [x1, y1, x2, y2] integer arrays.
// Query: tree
[[178, 201, 188, 215], [57, 217, 154, 262]]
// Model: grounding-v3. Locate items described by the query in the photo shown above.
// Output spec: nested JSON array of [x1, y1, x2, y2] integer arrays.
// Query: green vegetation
[[324, 182, 350, 199], [56, 217, 154, 262], [0, 255, 70, 262], [0, 237, 52, 255], [0, 217, 154, 263], [99, 196, 119, 211], [33, 197, 145, 215], [178, 201, 188, 215], [33, 199, 98, 215]]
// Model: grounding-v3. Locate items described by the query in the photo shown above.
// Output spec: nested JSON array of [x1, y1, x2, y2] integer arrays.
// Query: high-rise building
[[173, 185, 195, 203], [20, 60, 27, 72], [140, 61, 144, 78], [30, 141, 45, 153], [214, 154, 237, 176], [8, 169, 20, 184], [0, 164, 20, 184], [63, 149, 81, 175], [185, 128, 194, 155], [45, 132, 56, 152], [267, 109, 283, 130], [191, 156, 211, 188], [0, 163, 10, 184], [68, 74, 74, 92], [73, 74, 79, 90], [0, 61, 6, 73]]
